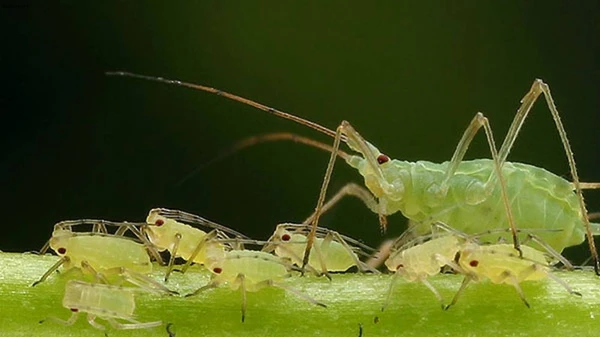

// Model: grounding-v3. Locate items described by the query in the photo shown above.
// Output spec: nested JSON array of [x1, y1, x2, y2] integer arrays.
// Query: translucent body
[[51, 229, 152, 274], [187, 249, 326, 321], [145, 210, 225, 265], [459, 243, 548, 283], [384, 235, 460, 281], [209, 250, 289, 291], [352, 157, 595, 252], [267, 224, 371, 273], [53, 280, 162, 330]]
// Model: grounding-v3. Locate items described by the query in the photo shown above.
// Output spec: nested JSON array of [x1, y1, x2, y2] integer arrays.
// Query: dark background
[[2, 2, 599, 262]]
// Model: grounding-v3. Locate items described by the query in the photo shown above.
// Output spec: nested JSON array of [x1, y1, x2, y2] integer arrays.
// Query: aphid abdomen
[[220, 251, 288, 290], [319, 240, 357, 272], [63, 281, 136, 319], [460, 244, 548, 284], [397, 159, 584, 252], [65, 235, 152, 274]]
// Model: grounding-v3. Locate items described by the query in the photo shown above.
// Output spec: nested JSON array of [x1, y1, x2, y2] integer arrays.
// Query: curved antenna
[[175, 132, 351, 186], [105, 71, 343, 141]]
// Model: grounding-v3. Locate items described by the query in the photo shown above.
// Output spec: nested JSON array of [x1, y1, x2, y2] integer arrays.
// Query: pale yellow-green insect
[[33, 220, 174, 294], [40, 280, 162, 330], [185, 249, 326, 322], [446, 242, 581, 309], [144, 208, 250, 281], [263, 223, 378, 276]]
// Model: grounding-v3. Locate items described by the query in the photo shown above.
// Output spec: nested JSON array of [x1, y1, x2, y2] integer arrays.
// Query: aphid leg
[[365, 239, 394, 270], [80, 260, 110, 284], [138, 225, 166, 266], [267, 280, 327, 308], [184, 281, 218, 298], [439, 112, 521, 256], [239, 274, 248, 322], [524, 234, 575, 270], [420, 279, 445, 310], [111, 267, 178, 295], [496, 270, 530, 308], [311, 236, 331, 278], [302, 123, 344, 274], [382, 271, 400, 312], [107, 317, 162, 330], [40, 310, 79, 326], [444, 276, 473, 310], [32, 257, 68, 286], [498, 80, 599, 275], [329, 230, 380, 274], [164, 233, 182, 282], [543, 271, 582, 297], [87, 314, 107, 330], [303, 182, 382, 229], [178, 230, 219, 275]]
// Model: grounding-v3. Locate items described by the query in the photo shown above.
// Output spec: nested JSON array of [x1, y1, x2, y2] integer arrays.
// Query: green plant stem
[[1, 252, 599, 337]]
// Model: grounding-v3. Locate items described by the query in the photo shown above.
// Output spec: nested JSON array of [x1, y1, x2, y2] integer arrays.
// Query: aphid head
[[49, 229, 73, 255], [273, 224, 296, 243], [384, 252, 405, 273], [346, 146, 405, 202], [144, 211, 172, 248]]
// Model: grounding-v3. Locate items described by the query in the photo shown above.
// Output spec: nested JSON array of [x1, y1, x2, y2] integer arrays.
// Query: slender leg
[[238, 274, 247, 322], [445, 276, 473, 310], [185, 281, 218, 298], [382, 271, 401, 312], [106, 267, 178, 295], [179, 230, 219, 275], [40, 311, 79, 326], [164, 233, 182, 282], [438, 112, 521, 255], [302, 123, 344, 272], [107, 317, 162, 330], [303, 183, 381, 226], [421, 279, 445, 310], [268, 280, 327, 308], [87, 314, 107, 330], [32, 257, 67, 286], [496, 80, 598, 274]]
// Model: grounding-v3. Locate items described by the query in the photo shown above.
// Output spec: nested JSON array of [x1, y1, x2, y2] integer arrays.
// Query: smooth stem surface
[[1, 252, 599, 337]]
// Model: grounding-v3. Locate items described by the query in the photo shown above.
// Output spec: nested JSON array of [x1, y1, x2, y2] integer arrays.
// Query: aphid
[[263, 223, 378, 275], [40, 280, 162, 330], [105, 72, 600, 274], [144, 208, 251, 281], [185, 249, 326, 322], [382, 223, 573, 310], [445, 242, 582, 309], [33, 220, 174, 294]]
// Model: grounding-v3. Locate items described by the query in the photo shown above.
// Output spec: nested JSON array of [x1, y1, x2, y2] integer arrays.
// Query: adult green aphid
[[105, 72, 600, 275], [40, 280, 162, 330]]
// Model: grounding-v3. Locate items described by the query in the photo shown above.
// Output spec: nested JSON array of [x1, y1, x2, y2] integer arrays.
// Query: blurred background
[[2, 2, 599, 262]]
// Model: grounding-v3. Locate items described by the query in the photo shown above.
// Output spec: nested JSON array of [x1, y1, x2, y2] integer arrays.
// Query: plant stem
[[1, 252, 599, 337]]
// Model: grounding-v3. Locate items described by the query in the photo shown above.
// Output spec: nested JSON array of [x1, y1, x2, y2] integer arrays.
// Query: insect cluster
[[32, 74, 600, 333]]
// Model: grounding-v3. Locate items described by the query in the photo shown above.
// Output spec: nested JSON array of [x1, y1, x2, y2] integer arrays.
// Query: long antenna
[[106, 71, 344, 141]]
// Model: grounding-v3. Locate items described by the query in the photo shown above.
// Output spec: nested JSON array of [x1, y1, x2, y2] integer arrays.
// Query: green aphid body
[[351, 157, 592, 253]]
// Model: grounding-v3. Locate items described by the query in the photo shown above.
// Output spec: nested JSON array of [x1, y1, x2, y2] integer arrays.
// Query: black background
[[2, 2, 599, 262]]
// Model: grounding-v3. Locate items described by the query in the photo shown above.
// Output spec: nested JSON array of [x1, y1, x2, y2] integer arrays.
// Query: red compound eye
[[469, 260, 479, 267], [213, 267, 223, 274], [57, 247, 67, 255], [377, 154, 390, 164], [155, 219, 164, 227], [70, 308, 79, 312], [281, 234, 291, 241]]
